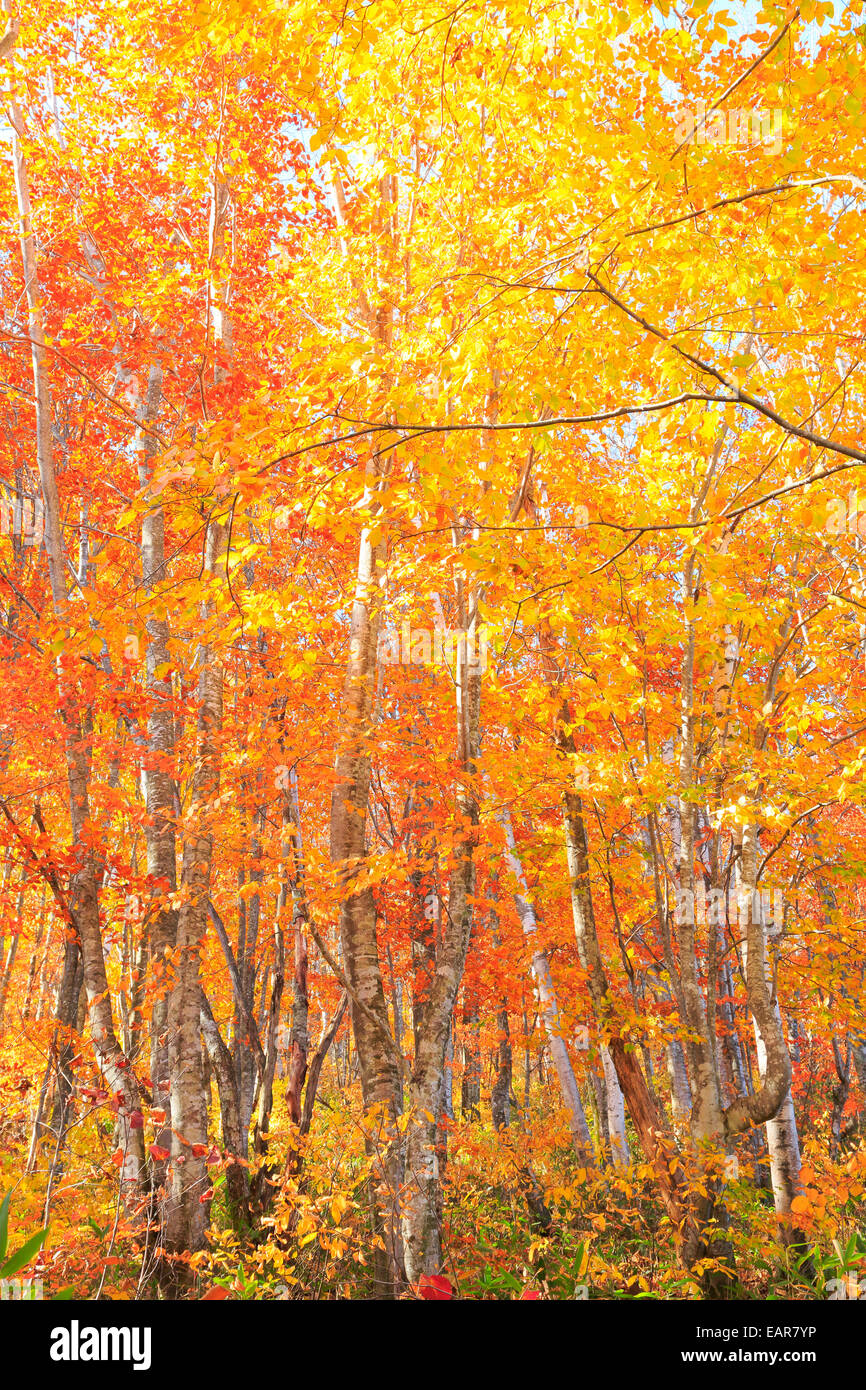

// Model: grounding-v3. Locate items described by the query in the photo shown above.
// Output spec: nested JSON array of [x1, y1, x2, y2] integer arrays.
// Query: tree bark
[[729, 833, 801, 1255], [163, 518, 227, 1265], [328, 433, 404, 1293], [199, 988, 249, 1227]]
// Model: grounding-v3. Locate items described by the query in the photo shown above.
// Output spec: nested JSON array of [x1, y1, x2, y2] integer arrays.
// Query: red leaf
[[201, 1286, 230, 1301], [418, 1274, 453, 1300], [519, 1289, 541, 1299], [199, 1187, 214, 1203], [149, 1143, 170, 1162], [191, 1143, 209, 1157], [128, 1110, 144, 1130]]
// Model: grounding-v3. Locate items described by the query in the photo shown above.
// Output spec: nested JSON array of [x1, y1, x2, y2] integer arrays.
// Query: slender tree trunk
[[199, 989, 249, 1228], [328, 440, 404, 1294], [0, 867, 23, 1029], [852, 1036, 866, 1107], [501, 811, 592, 1159], [460, 984, 482, 1120], [601, 1045, 629, 1167], [830, 1035, 852, 1161], [299, 993, 348, 1137], [667, 1038, 693, 1121], [732, 834, 801, 1251], [284, 771, 311, 1132], [488, 900, 512, 1130], [491, 1002, 513, 1131], [163, 518, 226, 1265], [23, 883, 47, 1020], [250, 802, 289, 1208], [133, 362, 179, 1184], [401, 605, 483, 1283], [676, 581, 726, 1148]]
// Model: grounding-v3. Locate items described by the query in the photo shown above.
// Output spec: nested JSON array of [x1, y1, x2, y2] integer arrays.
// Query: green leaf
[[0, 1191, 11, 1262], [1, 1227, 49, 1279]]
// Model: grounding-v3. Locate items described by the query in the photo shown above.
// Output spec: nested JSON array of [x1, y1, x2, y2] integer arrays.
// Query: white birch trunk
[[601, 1044, 629, 1166], [735, 842, 802, 1225]]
